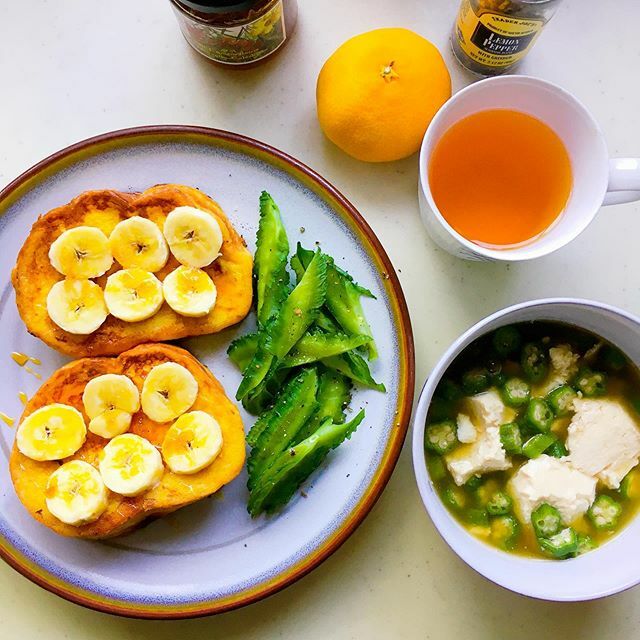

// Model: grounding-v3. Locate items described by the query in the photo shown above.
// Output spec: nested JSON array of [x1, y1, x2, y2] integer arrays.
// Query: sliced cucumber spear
[[322, 351, 385, 392], [236, 250, 327, 400], [254, 191, 290, 327], [283, 331, 371, 368], [295, 243, 377, 360], [247, 368, 319, 488], [294, 370, 352, 444], [248, 410, 365, 517]]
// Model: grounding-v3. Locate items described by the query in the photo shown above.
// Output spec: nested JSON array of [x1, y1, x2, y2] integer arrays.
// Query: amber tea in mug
[[428, 109, 573, 248]]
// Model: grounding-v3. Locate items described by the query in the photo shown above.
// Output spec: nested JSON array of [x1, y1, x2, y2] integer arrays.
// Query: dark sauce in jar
[[169, 0, 298, 68]]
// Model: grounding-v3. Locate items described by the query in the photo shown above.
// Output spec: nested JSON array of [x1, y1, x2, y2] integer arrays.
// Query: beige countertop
[[1, 0, 640, 637]]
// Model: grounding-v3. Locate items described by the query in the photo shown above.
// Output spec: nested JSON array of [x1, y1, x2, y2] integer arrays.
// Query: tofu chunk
[[446, 426, 511, 485], [465, 389, 512, 428], [549, 344, 580, 379], [456, 413, 477, 444], [540, 344, 580, 394], [445, 390, 513, 485], [509, 455, 597, 524], [567, 398, 640, 489]]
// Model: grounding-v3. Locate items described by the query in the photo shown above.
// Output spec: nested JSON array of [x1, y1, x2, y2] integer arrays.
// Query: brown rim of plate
[[0, 125, 415, 619]]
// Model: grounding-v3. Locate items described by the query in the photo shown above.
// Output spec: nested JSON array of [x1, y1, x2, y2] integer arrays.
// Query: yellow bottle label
[[455, 0, 545, 68]]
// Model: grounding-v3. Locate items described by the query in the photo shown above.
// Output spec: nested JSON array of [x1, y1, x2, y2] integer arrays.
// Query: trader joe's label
[[455, 0, 544, 69]]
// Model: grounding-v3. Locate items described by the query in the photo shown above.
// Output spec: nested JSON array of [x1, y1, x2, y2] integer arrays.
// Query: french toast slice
[[12, 184, 253, 357], [9, 343, 245, 539]]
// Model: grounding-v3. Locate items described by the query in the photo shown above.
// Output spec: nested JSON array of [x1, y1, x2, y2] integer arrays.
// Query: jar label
[[175, 0, 287, 65], [455, 0, 544, 68]]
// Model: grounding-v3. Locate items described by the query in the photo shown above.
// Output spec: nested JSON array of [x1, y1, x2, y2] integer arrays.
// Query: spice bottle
[[451, 0, 563, 75], [169, 0, 298, 68]]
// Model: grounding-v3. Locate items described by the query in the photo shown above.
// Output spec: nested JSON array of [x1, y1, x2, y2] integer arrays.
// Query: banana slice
[[45, 460, 109, 526], [163, 206, 223, 268], [83, 374, 140, 439], [49, 226, 113, 278], [89, 409, 132, 439], [109, 216, 169, 272], [47, 279, 109, 335], [162, 410, 223, 474], [162, 266, 217, 317], [83, 374, 140, 418], [17, 403, 87, 461], [99, 433, 164, 496], [104, 268, 163, 322], [141, 362, 198, 423]]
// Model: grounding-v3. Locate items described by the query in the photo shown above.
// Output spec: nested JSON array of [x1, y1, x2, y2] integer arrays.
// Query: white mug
[[418, 75, 640, 261]]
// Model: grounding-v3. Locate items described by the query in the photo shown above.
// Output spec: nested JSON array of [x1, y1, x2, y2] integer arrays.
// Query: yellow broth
[[425, 321, 640, 559]]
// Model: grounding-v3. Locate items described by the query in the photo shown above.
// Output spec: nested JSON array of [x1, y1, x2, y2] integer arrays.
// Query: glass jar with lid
[[169, 0, 298, 68], [452, 0, 563, 75]]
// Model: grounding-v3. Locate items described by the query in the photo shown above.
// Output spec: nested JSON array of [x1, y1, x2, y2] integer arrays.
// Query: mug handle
[[603, 158, 640, 206]]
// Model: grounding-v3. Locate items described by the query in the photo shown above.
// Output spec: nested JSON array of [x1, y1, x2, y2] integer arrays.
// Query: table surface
[[1, 0, 639, 637]]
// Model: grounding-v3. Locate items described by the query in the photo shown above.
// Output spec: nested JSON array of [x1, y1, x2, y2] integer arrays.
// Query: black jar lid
[[177, 0, 261, 13]]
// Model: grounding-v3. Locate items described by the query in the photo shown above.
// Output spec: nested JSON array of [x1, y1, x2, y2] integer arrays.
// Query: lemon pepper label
[[455, 0, 545, 68]]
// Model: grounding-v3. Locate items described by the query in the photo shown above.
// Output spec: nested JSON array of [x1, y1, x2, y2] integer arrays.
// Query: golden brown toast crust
[[12, 184, 253, 357], [9, 343, 246, 539]]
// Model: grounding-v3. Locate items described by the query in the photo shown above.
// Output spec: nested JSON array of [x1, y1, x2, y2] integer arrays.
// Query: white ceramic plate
[[0, 126, 413, 618]]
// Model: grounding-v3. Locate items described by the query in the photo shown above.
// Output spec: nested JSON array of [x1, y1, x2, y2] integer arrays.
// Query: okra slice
[[443, 485, 466, 510], [467, 508, 489, 527], [576, 534, 598, 556], [227, 332, 260, 372], [461, 368, 491, 395], [491, 372, 507, 388], [486, 491, 513, 516], [492, 325, 521, 357], [247, 410, 365, 516], [521, 342, 549, 382], [435, 379, 462, 403], [546, 384, 577, 417], [500, 422, 524, 454], [546, 439, 568, 458], [427, 455, 447, 481], [254, 192, 290, 327], [588, 495, 622, 530], [620, 469, 640, 500], [539, 527, 579, 559], [425, 420, 458, 455], [531, 503, 562, 538], [574, 368, 607, 397], [491, 515, 520, 549], [524, 398, 554, 433], [500, 377, 531, 408], [522, 433, 556, 458], [464, 475, 483, 491], [247, 368, 319, 488], [321, 351, 385, 392], [293, 370, 352, 444], [283, 331, 371, 368]]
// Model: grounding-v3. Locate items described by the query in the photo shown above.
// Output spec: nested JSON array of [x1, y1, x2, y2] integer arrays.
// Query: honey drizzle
[[11, 352, 42, 379], [24, 366, 42, 380], [0, 412, 15, 427]]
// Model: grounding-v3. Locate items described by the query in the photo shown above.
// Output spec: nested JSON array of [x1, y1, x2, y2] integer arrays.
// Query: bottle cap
[[177, 0, 260, 13]]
